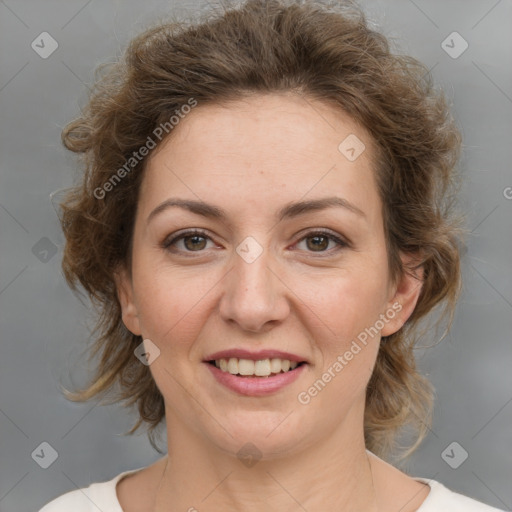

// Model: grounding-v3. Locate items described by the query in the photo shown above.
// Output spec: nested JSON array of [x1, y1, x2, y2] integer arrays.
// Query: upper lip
[[204, 349, 308, 363]]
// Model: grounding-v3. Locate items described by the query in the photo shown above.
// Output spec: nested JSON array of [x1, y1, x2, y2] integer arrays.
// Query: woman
[[40, 0, 504, 510]]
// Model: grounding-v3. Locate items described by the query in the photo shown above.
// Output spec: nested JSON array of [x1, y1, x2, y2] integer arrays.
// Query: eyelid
[[161, 227, 350, 255], [291, 228, 350, 256], [161, 228, 212, 250]]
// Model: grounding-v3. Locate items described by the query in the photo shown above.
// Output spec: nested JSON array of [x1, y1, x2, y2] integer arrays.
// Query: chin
[[204, 408, 317, 461]]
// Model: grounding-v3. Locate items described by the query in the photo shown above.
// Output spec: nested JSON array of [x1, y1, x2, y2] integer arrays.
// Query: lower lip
[[205, 362, 307, 396]]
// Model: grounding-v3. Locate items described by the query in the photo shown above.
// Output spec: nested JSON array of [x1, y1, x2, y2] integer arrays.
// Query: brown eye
[[183, 235, 207, 251], [162, 229, 214, 254], [295, 230, 348, 254], [306, 234, 330, 251]]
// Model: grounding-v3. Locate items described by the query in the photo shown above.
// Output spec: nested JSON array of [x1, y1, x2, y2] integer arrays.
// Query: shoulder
[[367, 450, 504, 512], [416, 478, 506, 512], [38, 487, 99, 512], [38, 467, 145, 512]]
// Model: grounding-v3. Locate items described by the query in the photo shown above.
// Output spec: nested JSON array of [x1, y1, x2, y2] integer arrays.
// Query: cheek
[[132, 257, 221, 349], [299, 271, 387, 413], [298, 261, 390, 346]]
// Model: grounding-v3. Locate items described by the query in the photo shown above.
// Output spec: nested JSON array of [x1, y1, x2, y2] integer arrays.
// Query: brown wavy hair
[[58, 0, 463, 461]]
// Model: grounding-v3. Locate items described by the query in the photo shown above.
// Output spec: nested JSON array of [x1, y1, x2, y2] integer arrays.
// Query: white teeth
[[254, 359, 271, 376], [213, 357, 301, 376], [227, 358, 238, 375], [238, 359, 255, 375], [270, 358, 282, 373]]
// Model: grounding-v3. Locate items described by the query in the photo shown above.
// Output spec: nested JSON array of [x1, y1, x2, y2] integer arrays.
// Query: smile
[[209, 357, 303, 377], [205, 360, 307, 396]]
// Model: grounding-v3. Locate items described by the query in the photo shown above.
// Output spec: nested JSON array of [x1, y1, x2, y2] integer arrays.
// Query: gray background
[[0, 0, 511, 510]]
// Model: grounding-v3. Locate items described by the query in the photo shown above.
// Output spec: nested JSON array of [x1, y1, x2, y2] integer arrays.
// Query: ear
[[114, 265, 142, 336], [381, 253, 423, 337]]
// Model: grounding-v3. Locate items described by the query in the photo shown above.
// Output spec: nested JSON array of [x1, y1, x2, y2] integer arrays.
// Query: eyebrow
[[147, 196, 366, 225]]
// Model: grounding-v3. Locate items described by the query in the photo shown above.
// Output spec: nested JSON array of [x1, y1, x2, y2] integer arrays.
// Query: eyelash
[[161, 228, 349, 257]]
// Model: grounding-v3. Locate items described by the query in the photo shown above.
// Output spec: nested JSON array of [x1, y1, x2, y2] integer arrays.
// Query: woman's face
[[117, 93, 420, 459]]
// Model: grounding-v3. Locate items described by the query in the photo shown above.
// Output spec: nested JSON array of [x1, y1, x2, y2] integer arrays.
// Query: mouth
[[203, 350, 309, 396], [206, 357, 307, 377]]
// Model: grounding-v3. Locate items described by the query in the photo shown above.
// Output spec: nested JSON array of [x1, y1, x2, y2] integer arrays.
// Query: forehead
[[140, 93, 381, 223]]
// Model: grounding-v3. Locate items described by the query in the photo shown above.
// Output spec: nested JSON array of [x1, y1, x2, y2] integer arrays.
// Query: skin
[[115, 92, 430, 511]]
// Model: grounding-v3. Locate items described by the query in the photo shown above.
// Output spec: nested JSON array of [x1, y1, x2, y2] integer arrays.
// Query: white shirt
[[39, 466, 506, 512]]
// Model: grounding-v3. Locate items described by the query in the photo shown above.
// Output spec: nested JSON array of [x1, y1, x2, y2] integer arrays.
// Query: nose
[[218, 243, 290, 333]]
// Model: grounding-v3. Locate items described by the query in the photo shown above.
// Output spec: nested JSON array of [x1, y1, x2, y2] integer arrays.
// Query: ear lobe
[[381, 254, 424, 337], [114, 266, 142, 336]]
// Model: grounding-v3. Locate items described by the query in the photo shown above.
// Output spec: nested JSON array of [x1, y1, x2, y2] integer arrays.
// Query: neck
[[153, 407, 379, 511]]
